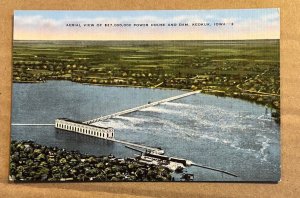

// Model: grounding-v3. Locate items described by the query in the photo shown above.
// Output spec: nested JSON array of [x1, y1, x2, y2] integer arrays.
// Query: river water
[[11, 81, 280, 181]]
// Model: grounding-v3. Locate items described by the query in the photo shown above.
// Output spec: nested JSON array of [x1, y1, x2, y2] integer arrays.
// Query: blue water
[[11, 81, 280, 181]]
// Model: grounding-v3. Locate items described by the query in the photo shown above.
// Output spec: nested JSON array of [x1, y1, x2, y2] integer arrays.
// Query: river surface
[[11, 81, 280, 181]]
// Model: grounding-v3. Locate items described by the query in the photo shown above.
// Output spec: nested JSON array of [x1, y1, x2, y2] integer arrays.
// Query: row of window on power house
[[55, 122, 114, 138]]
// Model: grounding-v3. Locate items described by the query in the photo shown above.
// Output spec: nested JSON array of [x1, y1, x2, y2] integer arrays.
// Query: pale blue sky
[[14, 9, 280, 40], [15, 9, 279, 21]]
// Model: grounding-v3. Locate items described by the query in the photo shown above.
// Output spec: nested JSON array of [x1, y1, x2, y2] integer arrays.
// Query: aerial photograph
[[10, 9, 280, 182]]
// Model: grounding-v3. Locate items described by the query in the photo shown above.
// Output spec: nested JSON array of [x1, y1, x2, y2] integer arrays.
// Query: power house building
[[55, 118, 114, 139]]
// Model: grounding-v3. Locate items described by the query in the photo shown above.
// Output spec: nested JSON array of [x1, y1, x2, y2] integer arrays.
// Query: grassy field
[[12, 40, 280, 119]]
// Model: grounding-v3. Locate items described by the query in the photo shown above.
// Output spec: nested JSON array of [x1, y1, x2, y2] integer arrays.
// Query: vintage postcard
[[10, 9, 280, 182]]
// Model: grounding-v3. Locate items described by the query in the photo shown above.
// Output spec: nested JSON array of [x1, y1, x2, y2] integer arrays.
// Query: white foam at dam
[[93, 100, 277, 163]]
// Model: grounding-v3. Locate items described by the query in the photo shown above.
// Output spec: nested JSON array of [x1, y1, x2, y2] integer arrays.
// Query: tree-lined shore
[[10, 140, 172, 182]]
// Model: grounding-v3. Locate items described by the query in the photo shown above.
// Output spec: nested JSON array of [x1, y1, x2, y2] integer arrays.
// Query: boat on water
[[127, 146, 165, 155]]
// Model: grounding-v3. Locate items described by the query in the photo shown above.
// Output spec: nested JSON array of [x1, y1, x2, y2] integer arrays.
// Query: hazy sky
[[14, 9, 280, 40]]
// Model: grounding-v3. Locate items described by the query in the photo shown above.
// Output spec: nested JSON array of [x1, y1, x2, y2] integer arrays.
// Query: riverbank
[[10, 140, 172, 182]]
